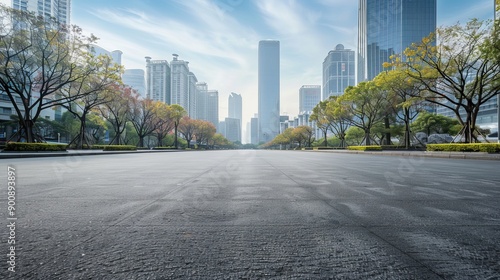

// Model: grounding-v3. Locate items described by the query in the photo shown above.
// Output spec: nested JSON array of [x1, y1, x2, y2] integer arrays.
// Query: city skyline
[[0, 0, 495, 141]]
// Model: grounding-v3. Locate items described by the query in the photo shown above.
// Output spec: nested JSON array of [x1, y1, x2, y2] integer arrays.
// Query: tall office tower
[[122, 69, 146, 98], [187, 72, 198, 119], [250, 115, 258, 145], [170, 54, 190, 113], [206, 90, 219, 129], [258, 40, 280, 143], [228, 92, 242, 141], [196, 82, 208, 121], [299, 85, 321, 113], [224, 118, 241, 143], [145, 57, 170, 103], [323, 44, 355, 99], [357, 0, 436, 82], [12, 0, 71, 25]]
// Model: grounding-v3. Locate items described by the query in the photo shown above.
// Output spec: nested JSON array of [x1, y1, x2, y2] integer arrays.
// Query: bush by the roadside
[[347, 145, 382, 151], [91, 144, 136, 151], [427, 143, 500, 153], [153, 146, 177, 150], [3, 142, 67, 151]]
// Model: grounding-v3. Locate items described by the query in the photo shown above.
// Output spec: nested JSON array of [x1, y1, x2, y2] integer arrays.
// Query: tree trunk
[[384, 115, 391, 145], [323, 130, 328, 147], [364, 128, 371, 146]]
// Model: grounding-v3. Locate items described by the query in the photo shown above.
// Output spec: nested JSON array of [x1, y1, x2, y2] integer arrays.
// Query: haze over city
[[0, 0, 495, 141]]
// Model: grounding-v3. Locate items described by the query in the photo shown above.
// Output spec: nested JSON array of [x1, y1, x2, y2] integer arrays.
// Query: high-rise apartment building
[[170, 54, 190, 114], [196, 82, 208, 121], [145, 57, 170, 103], [206, 90, 219, 128], [188, 72, 198, 119], [12, 0, 71, 25], [299, 85, 321, 113], [258, 40, 280, 143], [357, 0, 436, 82], [122, 69, 146, 98], [323, 44, 355, 99]]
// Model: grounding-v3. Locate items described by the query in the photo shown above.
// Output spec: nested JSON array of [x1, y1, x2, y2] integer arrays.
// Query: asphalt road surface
[[1, 150, 499, 279]]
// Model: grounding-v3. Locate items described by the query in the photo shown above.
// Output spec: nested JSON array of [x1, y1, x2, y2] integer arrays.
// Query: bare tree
[[0, 6, 100, 142]]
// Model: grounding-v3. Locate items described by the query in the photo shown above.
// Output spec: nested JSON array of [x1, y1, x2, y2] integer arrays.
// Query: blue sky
[[3, 0, 494, 141]]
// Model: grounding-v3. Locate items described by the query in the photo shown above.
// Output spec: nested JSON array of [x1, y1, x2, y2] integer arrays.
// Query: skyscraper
[[357, 0, 436, 82], [170, 54, 190, 113], [250, 114, 258, 145], [196, 82, 208, 121], [299, 85, 321, 113], [188, 72, 198, 119], [145, 57, 170, 103], [12, 0, 71, 25], [228, 92, 242, 142], [323, 44, 355, 99], [206, 90, 219, 128], [258, 40, 280, 143]]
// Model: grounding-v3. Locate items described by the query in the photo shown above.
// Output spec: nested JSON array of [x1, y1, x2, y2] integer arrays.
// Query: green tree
[[411, 111, 461, 136], [325, 95, 351, 148], [399, 19, 500, 143], [340, 81, 388, 145], [170, 104, 187, 149], [345, 126, 365, 146], [310, 100, 332, 147]]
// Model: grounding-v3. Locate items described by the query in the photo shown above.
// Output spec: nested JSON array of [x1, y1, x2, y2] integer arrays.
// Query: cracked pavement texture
[[1, 150, 499, 279]]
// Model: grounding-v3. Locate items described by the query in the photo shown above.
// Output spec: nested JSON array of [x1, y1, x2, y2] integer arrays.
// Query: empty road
[[1, 150, 499, 279]]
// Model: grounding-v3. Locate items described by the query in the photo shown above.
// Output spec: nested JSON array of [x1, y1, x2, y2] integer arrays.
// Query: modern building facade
[[122, 69, 146, 98], [196, 82, 208, 121], [258, 40, 280, 143], [323, 44, 355, 99], [224, 117, 241, 143], [357, 0, 437, 82], [206, 90, 219, 128], [170, 54, 190, 113], [187, 72, 198, 119], [90, 45, 122, 66], [12, 0, 71, 25], [228, 92, 242, 141], [299, 85, 321, 113], [145, 57, 170, 103], [250, 115, 258, 145]]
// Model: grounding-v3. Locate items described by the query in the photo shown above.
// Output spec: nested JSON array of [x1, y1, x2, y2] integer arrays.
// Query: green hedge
[[347, 145, 382, 151], [91, 144, 137, 151], [153, 146, 177, 150], [427, 143, 500, 153], [3, 142, 67, 151]]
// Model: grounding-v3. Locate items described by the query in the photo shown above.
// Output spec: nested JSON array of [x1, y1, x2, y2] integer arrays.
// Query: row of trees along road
[[1, 6, 227, 148], [305, 18, 500, 148]]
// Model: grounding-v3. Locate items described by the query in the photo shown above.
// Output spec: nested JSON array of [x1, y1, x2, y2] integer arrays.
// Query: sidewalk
[[0, 148, 181, 159], [1, 148, 499, 160], [307, 148, 500, 160]]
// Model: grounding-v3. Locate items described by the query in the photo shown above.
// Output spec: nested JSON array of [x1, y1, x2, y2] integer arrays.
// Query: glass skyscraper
[[357, 0, 437, 82], [323, 44, 355, 99], [258, 40, 280, 143]]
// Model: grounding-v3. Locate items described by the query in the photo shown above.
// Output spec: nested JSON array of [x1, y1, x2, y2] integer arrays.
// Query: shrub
[[153, 146, 177, 150], [347, 145, 382, 151], [90, 144, 136, 151], [102, 145, 137, 151], [3, 142, 67, 151], [427, 143, 500, 153]]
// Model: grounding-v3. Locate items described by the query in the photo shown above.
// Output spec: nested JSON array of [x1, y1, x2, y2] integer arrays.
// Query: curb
[[0, 149, 182, 159], [306, 149, 500, 160]]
